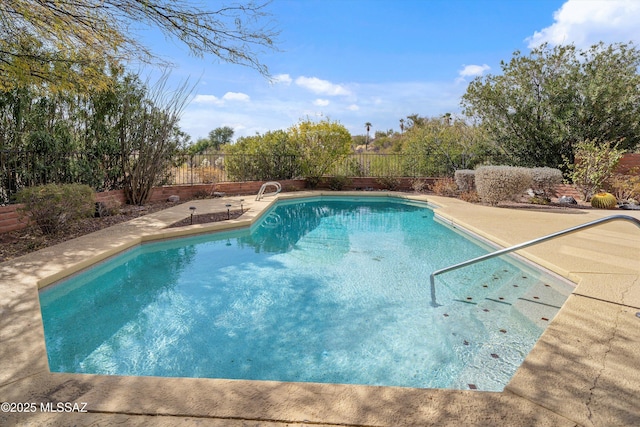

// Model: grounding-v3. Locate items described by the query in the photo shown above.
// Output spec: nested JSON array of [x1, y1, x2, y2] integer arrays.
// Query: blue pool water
[[39, 197, 573, 391]]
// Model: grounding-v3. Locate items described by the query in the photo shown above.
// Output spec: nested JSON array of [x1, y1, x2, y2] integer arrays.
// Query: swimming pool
[[39, 196, 573, 391]]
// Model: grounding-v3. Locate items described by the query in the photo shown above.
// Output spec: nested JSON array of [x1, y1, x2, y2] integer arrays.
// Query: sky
[[139, 0, 640, 142]]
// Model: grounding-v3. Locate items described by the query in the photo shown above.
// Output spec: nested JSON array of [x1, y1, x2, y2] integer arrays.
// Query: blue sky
[[140, 0, 640, 141]]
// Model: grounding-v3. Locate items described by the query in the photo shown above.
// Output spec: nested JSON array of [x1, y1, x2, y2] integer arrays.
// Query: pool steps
[[430, 214, 640, 306]]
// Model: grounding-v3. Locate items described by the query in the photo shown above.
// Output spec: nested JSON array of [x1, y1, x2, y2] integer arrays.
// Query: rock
[[94, 202, 109, 218], [212, 192, 226, 198], [619, 203, 640, 210], [167, 195, 180, 203], [558, 195, 577, 205]]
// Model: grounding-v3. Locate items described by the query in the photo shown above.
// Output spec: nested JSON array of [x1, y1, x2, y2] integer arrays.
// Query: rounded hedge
[[475, 166, 532, 205]]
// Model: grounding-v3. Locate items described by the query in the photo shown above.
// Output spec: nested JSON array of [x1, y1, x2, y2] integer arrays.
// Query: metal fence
[[1, 151, 427, 204], [330, 153, 426, 178], [1, 150, 107, 205]]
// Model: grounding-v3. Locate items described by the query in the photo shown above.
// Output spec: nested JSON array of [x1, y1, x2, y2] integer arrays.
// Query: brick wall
[[616, 153, 640, 175], [146, 180, 308, 202], [0, 204, 29, 233], [553, 183, 584, 201], [2, 165, 636, 235], [95, 189, 127, 204], [0, 180, 308, 234], [317, 177, 438, 191]]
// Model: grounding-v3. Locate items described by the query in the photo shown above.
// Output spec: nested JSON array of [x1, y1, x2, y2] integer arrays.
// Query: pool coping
[[1, 191, 639, 426]]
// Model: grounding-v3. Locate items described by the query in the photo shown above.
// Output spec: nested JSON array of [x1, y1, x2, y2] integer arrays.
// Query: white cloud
[[222, 92, 250, 102], [458, 64, 490, 78], [192, 94, 223, 105], [271, 73, 293, 85], [313, 99, 330, 106], [182, 79, 465, 141], [527, 0, 640, 48], [191, 92, 249, 107], [295, 76, 351, 96]]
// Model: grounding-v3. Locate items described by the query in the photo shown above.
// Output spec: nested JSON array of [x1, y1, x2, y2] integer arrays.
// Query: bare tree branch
[[0, 0, 279, 91]]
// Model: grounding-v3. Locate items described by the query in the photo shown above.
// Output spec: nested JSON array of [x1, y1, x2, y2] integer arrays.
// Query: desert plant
[[376, 176, 401, 191], [606, 169, 640, 203], [94, 195, 121, 217], [564, 140, 624, 201], [305, 176, 321, 188], [119, 75, 192, 205], [590, 192, 617, 209], [527, 167, 563, 198], [16, 183, 95, 234], [475, 166, 532, 205], [290, 119, 352, 185], [458, 190, 480, 203], [411, 179, 429, 193], [454, 169, 476, 192], [430, 177, 458, 197], [529, 195, 551, 205], [328, 175, 351, 190]]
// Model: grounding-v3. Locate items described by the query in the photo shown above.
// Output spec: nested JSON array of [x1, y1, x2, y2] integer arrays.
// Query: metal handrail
[[255, 181, 282, 201], [429, 214, 640, 307]]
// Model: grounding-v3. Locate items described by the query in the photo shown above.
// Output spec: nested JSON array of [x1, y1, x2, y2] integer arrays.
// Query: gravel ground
[[0, 201, 245, 262]]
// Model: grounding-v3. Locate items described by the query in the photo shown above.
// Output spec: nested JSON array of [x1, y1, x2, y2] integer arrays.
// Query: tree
[[117, 75, 192, 205], [188, 126, 234, 157], [0, 1, 279, 91], [289, 119, 352, 187], [401, 115, 490, 176], [461, 42, 640, 168], [0, 66, 130, 203], [207, 126, 235, 151], [364, 122, 372, 151], [225, 129, 301, 180], [0, 64, 192, 204], [371, 129, 399, 152], [405, 114, 426, 129]]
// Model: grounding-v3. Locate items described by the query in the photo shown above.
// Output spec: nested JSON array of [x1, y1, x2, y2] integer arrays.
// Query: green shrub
[[475, 166, 532, 205], [305, 176, 321, 188], [454, 169, 475, 192], [530, 195, 551, 205], [95, 195, 122, 217], [527, 167, 563, 198], [376, 176, 401, 191], [563, 140, 624, 201], [328, 175, 351, 190], [16, 184, 95, 234]]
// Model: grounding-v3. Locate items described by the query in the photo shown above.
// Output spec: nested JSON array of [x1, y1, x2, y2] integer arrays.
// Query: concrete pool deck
[[1, 191, 638, 426]]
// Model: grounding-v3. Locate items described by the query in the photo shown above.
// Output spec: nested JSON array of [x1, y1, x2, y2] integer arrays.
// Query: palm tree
[[399, 118, 405, 135], [365, 122, 372, 151]]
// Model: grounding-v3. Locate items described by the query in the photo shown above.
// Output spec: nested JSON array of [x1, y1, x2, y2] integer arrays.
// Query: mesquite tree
[[462, 42, 640, 168], [0, 1, 278, 92]]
